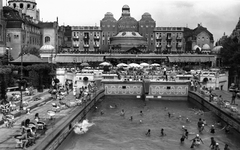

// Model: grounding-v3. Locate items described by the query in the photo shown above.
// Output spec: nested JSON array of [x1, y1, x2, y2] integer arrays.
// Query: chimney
[[56, 17, 58, 23]]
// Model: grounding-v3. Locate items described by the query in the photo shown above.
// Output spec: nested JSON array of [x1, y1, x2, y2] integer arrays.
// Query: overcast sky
[[4, 0, 240, 42]]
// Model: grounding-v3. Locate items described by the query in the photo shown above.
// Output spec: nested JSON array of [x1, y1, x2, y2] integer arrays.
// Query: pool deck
[[0, 91, 79, 149], [200, 89, 240, 112]]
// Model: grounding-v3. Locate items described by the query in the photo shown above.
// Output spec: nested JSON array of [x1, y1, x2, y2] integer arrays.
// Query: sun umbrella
[[81, 62, 89, 66], [117, 63, 128, 67], [128, 63, 140, 68], [99, 62, 112, 66], [140, 63, 149, 67], [151, 63, 160, 67]]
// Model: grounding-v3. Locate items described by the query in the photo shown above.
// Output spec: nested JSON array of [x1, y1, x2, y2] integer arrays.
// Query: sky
[[3, 0, 240, 42]]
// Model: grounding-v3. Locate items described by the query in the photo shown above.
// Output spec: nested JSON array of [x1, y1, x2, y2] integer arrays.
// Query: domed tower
[[100, 12, 117, 52], [138, 12, 156, 52], [117, 5, 138, 32], [8, 0, 40, 21], [122, 5, 130, 17]]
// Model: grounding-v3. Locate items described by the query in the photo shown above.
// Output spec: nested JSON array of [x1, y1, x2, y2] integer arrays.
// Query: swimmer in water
[[164, 107, 168, 111], [186, 118, 190, 123], [182, 125, 186, 131], [209, 137, 216, 149], [203, 119, 207, 125], [160, 128, 166, 136], [215, 143, 220, 150], [224, 144, 230, 150], [139, 119, 142, 124], [140, 111, 143, 116], [100, 110, 104, 115], [178, 115, 182, 120], [168, 112, 171, 118], [120, 109, 125, 116], [146, 129, 151, 136], [129, 116, 133, 121], [180, 135, 186, 143], [190, 134, 204, 148], [184, 129, 189, 139], [210, 125, 215, 134]]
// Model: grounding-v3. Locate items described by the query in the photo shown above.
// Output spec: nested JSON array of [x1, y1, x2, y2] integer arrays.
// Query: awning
[[168, 56, 215, 63], [55, 56, 103, 63]]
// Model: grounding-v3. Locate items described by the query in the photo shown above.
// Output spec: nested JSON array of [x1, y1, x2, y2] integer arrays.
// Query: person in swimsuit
[[209, 137, 216, 149], [210, 125, 215, 134], [160, 128, 166, 136], [146, 129, 151, 136]]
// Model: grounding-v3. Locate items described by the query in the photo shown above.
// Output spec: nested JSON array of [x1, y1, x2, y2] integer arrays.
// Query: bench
[[7, 87, 19, 92]]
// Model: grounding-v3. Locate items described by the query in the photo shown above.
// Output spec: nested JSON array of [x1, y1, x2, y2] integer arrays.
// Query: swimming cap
[[196, 134, 199, 137], [216, 143, 219, 145]]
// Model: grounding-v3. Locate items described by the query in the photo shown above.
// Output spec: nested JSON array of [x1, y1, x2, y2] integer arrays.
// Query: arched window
[[27, 4, 31, 9], [13, 3, 16, 8], [20, 3, 24, 9], [45, 36, 50, 43]]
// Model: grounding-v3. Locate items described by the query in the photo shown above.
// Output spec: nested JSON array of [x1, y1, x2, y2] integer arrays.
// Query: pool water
[[57, 98, 240, 150]]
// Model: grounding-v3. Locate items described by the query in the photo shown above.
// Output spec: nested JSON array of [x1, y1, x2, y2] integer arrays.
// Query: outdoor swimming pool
[[57, 98, 240, 150]]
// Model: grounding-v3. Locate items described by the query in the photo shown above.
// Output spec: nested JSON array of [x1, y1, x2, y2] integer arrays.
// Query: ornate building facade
[[3, 6, 41, 59], [0, 0, 6, 56], [8, 0, 39, 22]]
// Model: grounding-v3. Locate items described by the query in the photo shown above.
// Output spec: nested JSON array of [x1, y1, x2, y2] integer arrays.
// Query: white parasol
[[128, 63, 140, 68], [151, 63, 160, 67], [117, 63, 128, 67], [140, 63, 149, 67], [99, 62, 112, 66]]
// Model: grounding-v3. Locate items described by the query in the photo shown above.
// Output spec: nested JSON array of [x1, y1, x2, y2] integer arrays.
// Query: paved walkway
[[200, 89, 240, 110], [0, 90, 50, 125], [0, 92, 78, 149]]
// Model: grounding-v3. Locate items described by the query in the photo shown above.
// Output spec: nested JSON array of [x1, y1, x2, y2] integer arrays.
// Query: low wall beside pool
[[30, 89, 105, 150], [188, 91, 240, 133]]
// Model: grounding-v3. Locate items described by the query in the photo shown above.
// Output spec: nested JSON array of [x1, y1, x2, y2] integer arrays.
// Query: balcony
[[73, 36, 79, 40], [177, 43, 182, 48], [167, 36, 172, 40], [73, 44, 79, 48], [94, 44, 100, 48], [84, 36, 89, 39], [176, 36, 182, 41], [94, 36, 100, 40], [166, 44, 172, 48], [156, 36, 162, 40], [83, 44, 89, 48]]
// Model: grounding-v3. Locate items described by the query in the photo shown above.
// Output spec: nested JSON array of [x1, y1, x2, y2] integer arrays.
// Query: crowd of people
[[15, 113, 46, 149]]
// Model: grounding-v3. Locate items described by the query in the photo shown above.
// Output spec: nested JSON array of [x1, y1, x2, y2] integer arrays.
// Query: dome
[[115, 32, 143, 38], [143, 12, 151, 16], [105, 12, 113, 16], [40, 44, 55, 51], [111, 31, 147, 46], [102, 12, 116, 21], [212, 46, 223, 53], [122, 5, 130, 9], [22, 0, 36, 3], [192, 45, 201, 51], [202, 44, 210, 50]]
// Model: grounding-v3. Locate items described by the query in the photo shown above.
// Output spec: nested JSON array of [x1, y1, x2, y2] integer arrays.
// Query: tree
[[1, 51, 13, 65], [220, 36, 240, 86], [19, 46, 40, 57]]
